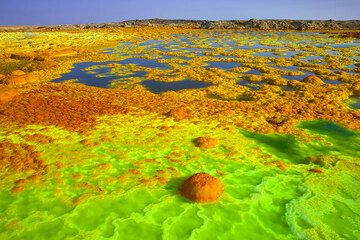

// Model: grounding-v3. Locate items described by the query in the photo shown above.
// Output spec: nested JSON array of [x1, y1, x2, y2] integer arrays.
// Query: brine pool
[[53, 32, 359, 95]]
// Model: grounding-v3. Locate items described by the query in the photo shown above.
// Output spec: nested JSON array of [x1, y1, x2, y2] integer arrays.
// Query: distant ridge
[[1, 19, 360, 31]]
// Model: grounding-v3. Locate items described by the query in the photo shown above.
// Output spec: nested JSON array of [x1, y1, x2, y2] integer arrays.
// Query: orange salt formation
[[167, 108, 192, 121], [0, 141, 46, 173], [180, 172, 223, 203], [302, 75, 323, 85], [194, 137, 218, 148], [0, 88, 18, 103]]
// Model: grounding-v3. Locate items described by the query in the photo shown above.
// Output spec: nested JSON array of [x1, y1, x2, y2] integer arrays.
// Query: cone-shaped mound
[[302, 75, 323, 85], [194, 137, 218, 148], [179, 172, 223, 203]]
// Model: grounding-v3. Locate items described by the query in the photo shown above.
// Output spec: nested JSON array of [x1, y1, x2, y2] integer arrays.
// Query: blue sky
[[0, 0, 359, 25]]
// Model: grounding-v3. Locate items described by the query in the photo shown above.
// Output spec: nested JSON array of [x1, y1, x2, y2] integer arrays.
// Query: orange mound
[[302, 75, 323, 85], [167, 107, 192, 121], [179, 172, 223, 203], [194, 137, 218, 148], [0, 88, 18, 103]]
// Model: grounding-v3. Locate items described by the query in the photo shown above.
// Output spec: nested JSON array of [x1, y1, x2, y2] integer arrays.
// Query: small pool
[[140, 79, 211, 93], [323, 80, 345, 85], [329, 42, 360, 48], [53, 62, 117, 88], [238, 79, 266, 90], [348, 98, 360, 109], [302, 55, 324, 61], [206, 61, 241, 70], [53, 61, 147, 88], [245, 69, 262, 75], [282, 74, 309, 81], [118, 58, 170, 70], [254, 51, 300, 58], [270, 65, 299, 71], [139, 39, 164, 46], [237, 43, 277, 50]]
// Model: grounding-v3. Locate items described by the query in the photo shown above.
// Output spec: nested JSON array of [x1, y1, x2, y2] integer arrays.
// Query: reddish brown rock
[[308, 168, 324, 174], [11, 185, 25, 193], [194, 136, 218, 148], [264, 160, 287, 170], [10, 54, 32, 61], [14, 179, 27, 185], [179, 172, 223, 203], [34, 55, 50, 62]]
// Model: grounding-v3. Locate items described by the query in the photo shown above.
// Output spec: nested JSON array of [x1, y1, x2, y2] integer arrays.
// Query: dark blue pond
[[53, 61, 147, 88], [182, 47, 209, 52], [53, 62, 116, 88], [302, 55, 324, 61], [238, 80, 266, 90], [140, 79, 211, 93], [282, 74, 309, 81], [346, 64, 357, 69], [179, 37, 194, 46], [329, 43, 360, 48], [349, 98, 360, 109], [323, 80, 345, 85], [215, 55, 238, 59], [139, 39, 164, 46], [206, 61, 241, 70], [281, 69, 314, 81], [245, 69, 262, 75], [237, 43, 276, 50], [271, 65, 299, 71], [118, 58, 170, 70], [253, 51, 300, 58]]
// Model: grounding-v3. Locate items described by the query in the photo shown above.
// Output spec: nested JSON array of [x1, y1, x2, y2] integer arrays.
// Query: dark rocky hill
[[1, 19, 360, 31]]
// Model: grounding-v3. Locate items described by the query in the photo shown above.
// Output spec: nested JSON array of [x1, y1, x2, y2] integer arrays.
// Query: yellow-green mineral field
[[0, 27, 359, 240]]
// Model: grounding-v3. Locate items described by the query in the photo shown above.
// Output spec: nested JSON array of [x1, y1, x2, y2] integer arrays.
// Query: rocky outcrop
[[241, 19, 342, 30], [200, 20, 241, 29], [1, 19, 359, 31]]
